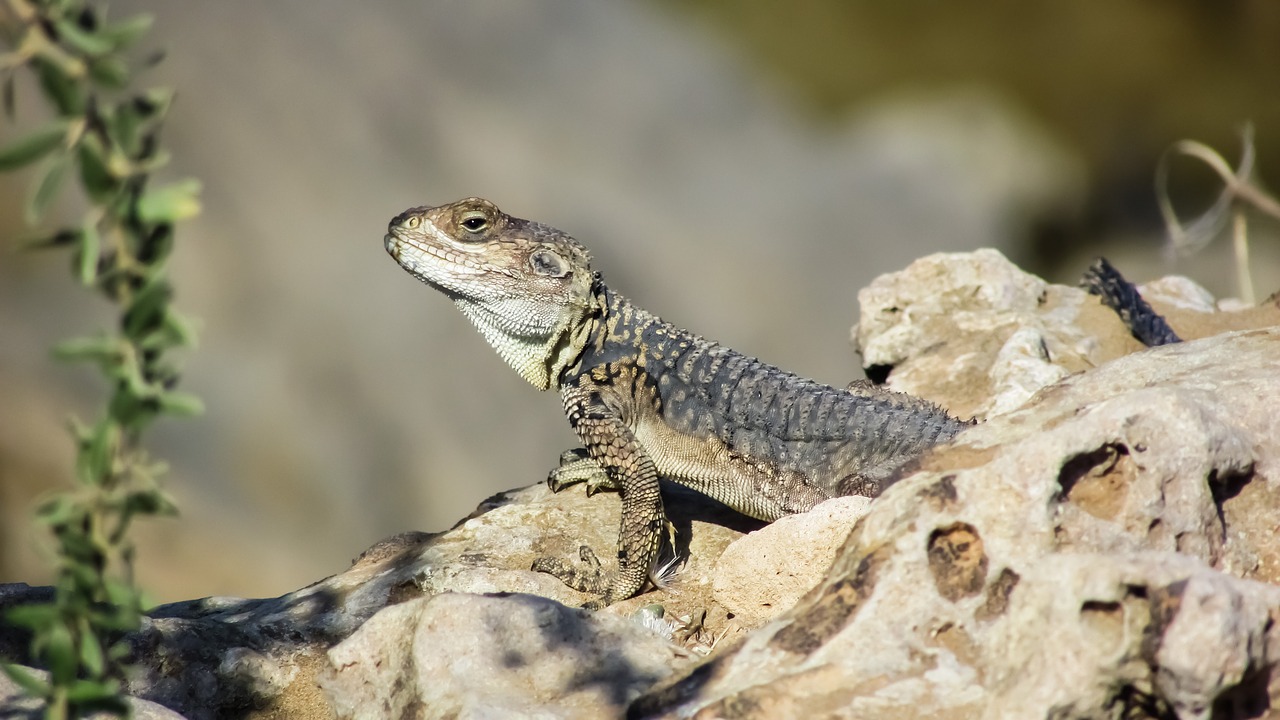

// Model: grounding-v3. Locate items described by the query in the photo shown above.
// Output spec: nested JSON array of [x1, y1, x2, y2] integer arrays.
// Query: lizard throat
[[454, 297, 593, 391]]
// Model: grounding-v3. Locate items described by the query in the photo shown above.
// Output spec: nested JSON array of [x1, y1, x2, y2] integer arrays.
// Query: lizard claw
[[546, 448, 622, 495]]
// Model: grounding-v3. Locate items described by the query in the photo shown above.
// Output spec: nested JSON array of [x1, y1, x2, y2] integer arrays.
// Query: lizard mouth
[[385, 228, 489, 303]]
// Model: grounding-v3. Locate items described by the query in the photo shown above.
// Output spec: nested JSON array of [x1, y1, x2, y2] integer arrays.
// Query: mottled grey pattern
[[575, 288, 964, 516]]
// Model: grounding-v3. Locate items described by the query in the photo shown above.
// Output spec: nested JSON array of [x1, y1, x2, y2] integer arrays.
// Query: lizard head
[[385, 197, 598, 390]]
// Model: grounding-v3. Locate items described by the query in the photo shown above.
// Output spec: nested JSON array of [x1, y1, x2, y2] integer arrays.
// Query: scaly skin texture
[[385, 198, 969, 607]]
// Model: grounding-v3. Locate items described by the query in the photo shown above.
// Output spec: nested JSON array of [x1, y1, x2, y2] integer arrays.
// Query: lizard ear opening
[[530, 249, 570, 278]]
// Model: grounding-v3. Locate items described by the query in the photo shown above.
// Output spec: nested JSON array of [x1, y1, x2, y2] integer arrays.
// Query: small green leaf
[[2, 70, 14, 121], [53, 334, 120, 363], [135, 87, 173, 119], [0, 662, 51, 697], [67, 678, 123, 706], [107, 387, 147, 428], [77, 631, 105, 677], [88, 57, 128, 88], [77, 141, 116, 201], [164, 310, 198, 347], [122, 489, 178, 517], [63, 553, 103, 589], [137, 222, 173, 263], [123, 275, 171, 338], [98, 13, 154, 50], [107, 102, 141, 157], [34, 57, 86, 116], [137, 179, 201, 223], [139, 308, 198, 350], [77, 220, 101, 285], [0, 121, 68, 170], [78, 420, 119, 486], [102, 578, 138, 610], [54, 19, 115, 56], [5, 602, 60, 630], [136, 147, 172, 173], [36, 495, 81, 527], [157, 391, 204, 417], [44, 622, 77, 682], [25, 153, 71, 224]]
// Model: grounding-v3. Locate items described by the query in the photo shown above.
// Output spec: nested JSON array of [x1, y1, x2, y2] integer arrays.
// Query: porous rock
[[633, 326, 1280, 719], [855, 248, 1280, 420], [713, 496, 871, 627]]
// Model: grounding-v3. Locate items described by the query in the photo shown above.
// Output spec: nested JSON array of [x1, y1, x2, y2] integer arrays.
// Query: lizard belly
[[632, 415, 829, 521]]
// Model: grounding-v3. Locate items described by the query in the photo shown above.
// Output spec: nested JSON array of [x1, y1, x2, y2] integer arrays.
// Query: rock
[[632, 327, 1280, 718], [713, 496, 871, 627], [0, 482, 753, 719], [854, 248, 1280, 420], [0, 667, 188, 720], [322, 592, 687, 720]]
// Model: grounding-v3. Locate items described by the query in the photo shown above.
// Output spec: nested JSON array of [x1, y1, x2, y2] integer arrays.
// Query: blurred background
[[2, 0, 1277, 601]]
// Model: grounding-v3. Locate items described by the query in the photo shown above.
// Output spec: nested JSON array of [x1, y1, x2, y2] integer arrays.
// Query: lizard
[[384, 197, 970, 608]]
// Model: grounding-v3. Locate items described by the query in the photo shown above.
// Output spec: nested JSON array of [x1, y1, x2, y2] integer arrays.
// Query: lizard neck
[[454, 271, 605, 391], [558, 284, 660, 385]]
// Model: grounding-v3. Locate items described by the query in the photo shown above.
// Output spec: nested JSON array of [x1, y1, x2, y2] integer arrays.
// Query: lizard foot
[[533, 545, 621, 608], [546, 448, 622, 496]]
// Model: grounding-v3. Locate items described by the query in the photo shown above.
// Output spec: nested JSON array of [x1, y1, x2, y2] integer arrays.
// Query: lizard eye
[[529, 249, 569, 278], [459, 212, 489, 233], [404, 216, 420, 229]]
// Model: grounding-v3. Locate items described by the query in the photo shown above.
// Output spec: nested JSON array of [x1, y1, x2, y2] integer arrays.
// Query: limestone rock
[[322, 592, 686, 720], [0, 482, 753, 719], [713, 496, 871, 627], [633, 327, 1280, 718], [854, 248, 1280, 420]]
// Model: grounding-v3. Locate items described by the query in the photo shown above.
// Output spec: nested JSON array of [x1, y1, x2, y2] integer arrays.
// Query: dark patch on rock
[[627, 653, 731, 720], [350, 531, 436, 569], [1141, 579, 1187, 664], [1208, 463, 1255, 533], [1080, 599, 1125, 642], [975, 567, 1020, 622], [387, 578, 426, 606], [927, 522, 988, 602], [1211, 663, 1274, 719], [1109, 683, 1178, 720], [1058, 443, 1133, 521], [918, 474, 958, 511], [864, 364, 892, 386], [768, 546, 887, 655]]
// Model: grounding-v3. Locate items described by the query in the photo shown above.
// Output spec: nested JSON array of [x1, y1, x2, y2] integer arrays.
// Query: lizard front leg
[[546, 448, 622, 496], [533, 383, 665, 608]]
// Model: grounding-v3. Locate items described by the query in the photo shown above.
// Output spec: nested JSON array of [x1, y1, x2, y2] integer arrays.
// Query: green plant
[[0, 0, 200, 716]]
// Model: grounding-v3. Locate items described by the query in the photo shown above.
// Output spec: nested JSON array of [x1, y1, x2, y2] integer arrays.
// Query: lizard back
[[567, 287, 966, 520]]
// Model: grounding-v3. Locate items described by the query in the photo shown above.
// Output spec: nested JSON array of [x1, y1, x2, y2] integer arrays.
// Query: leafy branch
[[1, 0, 200, 715]]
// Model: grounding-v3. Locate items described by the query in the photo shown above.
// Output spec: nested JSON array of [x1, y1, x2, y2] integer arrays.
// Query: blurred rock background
[[1, 0, 1277, 601]]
